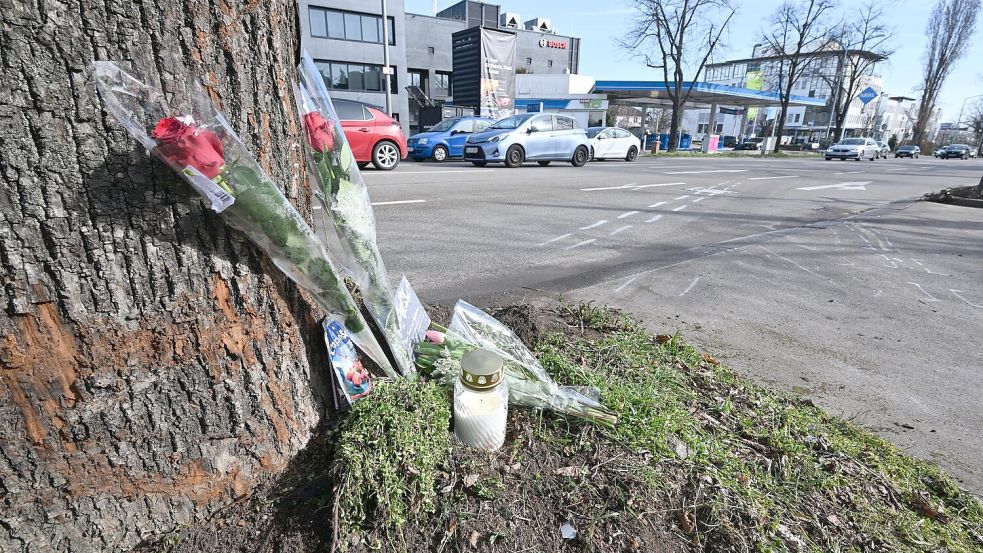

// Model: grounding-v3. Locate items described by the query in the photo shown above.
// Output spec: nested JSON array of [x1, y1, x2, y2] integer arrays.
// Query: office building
[[299, 0, 582, 133]]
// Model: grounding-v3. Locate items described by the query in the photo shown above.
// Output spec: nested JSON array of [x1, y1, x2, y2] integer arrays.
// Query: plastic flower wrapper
[[416, 301, 618, 427], [90, 61, 396, 377], [294, 52, 413, 376]]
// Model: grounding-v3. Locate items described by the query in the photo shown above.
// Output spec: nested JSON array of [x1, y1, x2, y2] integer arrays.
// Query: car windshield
[[947, 144, 967, 149], [489, 114, 533, 129], [839, 139, 866, 145], [899, 146, 915, 150], [586, 128, 604, 138], [428, 118, 461, 132]]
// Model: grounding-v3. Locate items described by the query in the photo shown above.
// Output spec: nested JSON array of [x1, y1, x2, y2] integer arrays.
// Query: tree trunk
[[0, 2, 326, 551], [668, 100, 682, 152]]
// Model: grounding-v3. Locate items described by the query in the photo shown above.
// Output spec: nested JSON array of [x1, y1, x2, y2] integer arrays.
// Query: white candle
[[454, 389, 507, 451]]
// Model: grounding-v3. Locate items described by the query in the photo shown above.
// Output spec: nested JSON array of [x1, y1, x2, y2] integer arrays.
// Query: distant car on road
[[586, 127, 641, 161], [734, 138, 762, 151], [407, 116, 494, 162], [825, 137, 880, 161], [894, 145, 921, 159], [876, 141, 891, 159], [938, 144, 973, 159], [464, 113, 591, 168], [336, 99, 407, 171], [933, 147, 946, 158]]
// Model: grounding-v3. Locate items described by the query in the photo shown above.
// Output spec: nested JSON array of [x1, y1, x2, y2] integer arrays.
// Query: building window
[[427, 46, 435, 55], [526, 57, 532, 65], [309, 7, 395, 45], [408, 69, 427, 91], [315, 60, 397, 94], [433, 71, 451, 97], [547, 60, 553, 68]]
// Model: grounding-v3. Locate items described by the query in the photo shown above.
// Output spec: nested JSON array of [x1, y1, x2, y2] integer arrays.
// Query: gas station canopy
[[592, 80, 828, 108]]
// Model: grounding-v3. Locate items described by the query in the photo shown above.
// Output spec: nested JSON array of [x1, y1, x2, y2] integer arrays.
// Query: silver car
[[464, 113, 591, 168], [825, 137, 881, 161]]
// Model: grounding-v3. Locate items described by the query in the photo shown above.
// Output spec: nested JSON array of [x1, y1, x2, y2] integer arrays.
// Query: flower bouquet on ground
[[90, 61, 396, 377], [415, 301, 618, 427], [294, 52, 414, 376]]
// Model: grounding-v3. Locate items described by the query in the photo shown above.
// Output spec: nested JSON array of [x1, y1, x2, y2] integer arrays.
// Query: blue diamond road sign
[[857, 87, 878, 104]]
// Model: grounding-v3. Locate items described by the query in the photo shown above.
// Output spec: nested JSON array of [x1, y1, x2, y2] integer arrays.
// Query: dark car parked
[[938, 144, 972, 159], [894, 145, 920, 159]]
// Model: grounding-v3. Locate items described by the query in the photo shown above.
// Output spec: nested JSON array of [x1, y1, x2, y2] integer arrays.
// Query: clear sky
[[406, 0, 983, 121]]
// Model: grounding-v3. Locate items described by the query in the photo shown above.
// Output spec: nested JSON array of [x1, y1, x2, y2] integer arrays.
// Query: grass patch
[[538, 302, 983, 551], [333, 378, 451, 545]]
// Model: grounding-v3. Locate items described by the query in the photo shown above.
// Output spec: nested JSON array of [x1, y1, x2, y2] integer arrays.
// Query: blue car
[[407, 117, 494, 161], [463, 113, 591, 168]]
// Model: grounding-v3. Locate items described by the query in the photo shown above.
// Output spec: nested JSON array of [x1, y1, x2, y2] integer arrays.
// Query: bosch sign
[[538, 38, 567, 49]]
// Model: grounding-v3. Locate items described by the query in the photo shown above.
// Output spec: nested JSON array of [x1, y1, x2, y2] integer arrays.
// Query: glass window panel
[[315, 61, 332, 87], [309, 8, 327, 37], [361, 15, 379, 43], [326, 10, 345, 38], [363, 65, 382, 91], [344, 13, 361, 40], [455, 119, 474, 133], [332, 63, 348, 90], [530, 115, 553, 132], [475, 120, 490, 131], [556, 117, 574, 130], [348, 65, 365, 90], [335, 100, 366, 120], [388, 18, 395, 45]]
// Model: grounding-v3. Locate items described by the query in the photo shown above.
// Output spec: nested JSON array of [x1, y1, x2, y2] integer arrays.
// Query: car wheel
[[431, 145, 448, 162], [571, 145, 589, 167], [537, 161, 551, 166], [371, 141, 400, 171], [625, 146, 638, 161], [588, 147, 595, 161], [471, 161, 487, 167], [825, 157, 832, 161], [504, 145, 524, 168]]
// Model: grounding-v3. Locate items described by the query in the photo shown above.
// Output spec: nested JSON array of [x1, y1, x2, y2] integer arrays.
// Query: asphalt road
[[363, 153, 983, 494]]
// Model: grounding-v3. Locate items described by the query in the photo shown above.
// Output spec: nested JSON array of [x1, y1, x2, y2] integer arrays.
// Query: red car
[[334, 99, 406, 171]]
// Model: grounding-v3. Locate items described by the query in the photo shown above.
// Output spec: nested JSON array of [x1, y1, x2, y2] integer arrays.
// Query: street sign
[[857, 87, 878, 104]]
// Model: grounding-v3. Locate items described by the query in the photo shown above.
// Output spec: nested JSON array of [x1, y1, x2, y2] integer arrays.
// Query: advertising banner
[[479, 28, 517, 119]]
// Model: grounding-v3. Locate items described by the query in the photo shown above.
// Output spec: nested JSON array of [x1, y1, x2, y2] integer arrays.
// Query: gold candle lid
[[460, 349, 504, 391]]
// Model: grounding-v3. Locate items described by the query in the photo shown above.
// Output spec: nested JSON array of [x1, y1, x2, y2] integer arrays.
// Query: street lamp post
[[381, 0, 393, 117]]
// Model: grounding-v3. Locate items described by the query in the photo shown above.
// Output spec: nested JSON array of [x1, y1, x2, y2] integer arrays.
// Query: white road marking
[[648, 201, 667, 208], [372, 199, 427, 206], [672, 205, 688, 212], [759, 245, 822, 277], [617, 210, 639, 219], [614, 276, 640, 293], [680, 277, 700, 296], [609, 225, 632, 235], [663, 169, 748, 175], [833, 171, 864, 175], [674, 195, 691, 200], [646, 214, 663, 223], [797, 181, 871, 191], [537, 233, 573, 247], [564, 238, 597, 250], [692, 197, 705, 203], [579, 220, 608, 230], [748, 175, 799, 181], [686, 187, 736, 196], [951, 289, 983, 308], [907, 282, 939, 302], [910, 258, 949, 276], [580, 182, 685, 191]]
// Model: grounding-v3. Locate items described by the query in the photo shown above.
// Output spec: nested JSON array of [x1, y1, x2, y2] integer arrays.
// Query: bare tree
[[823, 5, 894, 140], [911, 0, 982, 144], [759, 0, 840, 152], [621, 0, 737, 151]]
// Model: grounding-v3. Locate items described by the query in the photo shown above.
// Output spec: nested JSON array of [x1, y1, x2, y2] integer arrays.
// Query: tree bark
[[0, 2, 326, 551]]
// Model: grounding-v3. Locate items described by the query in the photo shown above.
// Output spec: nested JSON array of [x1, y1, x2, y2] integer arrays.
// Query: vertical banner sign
[[479, 28, 517, 119], [744, 70, 764, 122]]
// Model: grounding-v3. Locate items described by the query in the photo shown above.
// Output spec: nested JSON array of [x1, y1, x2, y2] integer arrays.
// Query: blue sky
[[406, 0, 983, 121]]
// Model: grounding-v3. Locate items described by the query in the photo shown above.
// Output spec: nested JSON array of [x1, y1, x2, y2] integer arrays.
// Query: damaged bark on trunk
[[0, 1, 325, 551]]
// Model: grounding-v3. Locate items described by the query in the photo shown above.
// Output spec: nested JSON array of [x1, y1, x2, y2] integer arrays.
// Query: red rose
[[303, 111, 336, 153], [151, 116, 225, 179]]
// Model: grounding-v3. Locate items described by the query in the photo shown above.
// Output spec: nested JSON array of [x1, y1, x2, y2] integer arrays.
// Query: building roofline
[[707, 49, 887, 69]]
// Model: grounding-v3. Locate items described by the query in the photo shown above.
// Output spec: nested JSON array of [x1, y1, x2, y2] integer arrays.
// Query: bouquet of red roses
[[295, 53, 415, 376], [90, 61, 396, 377]]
